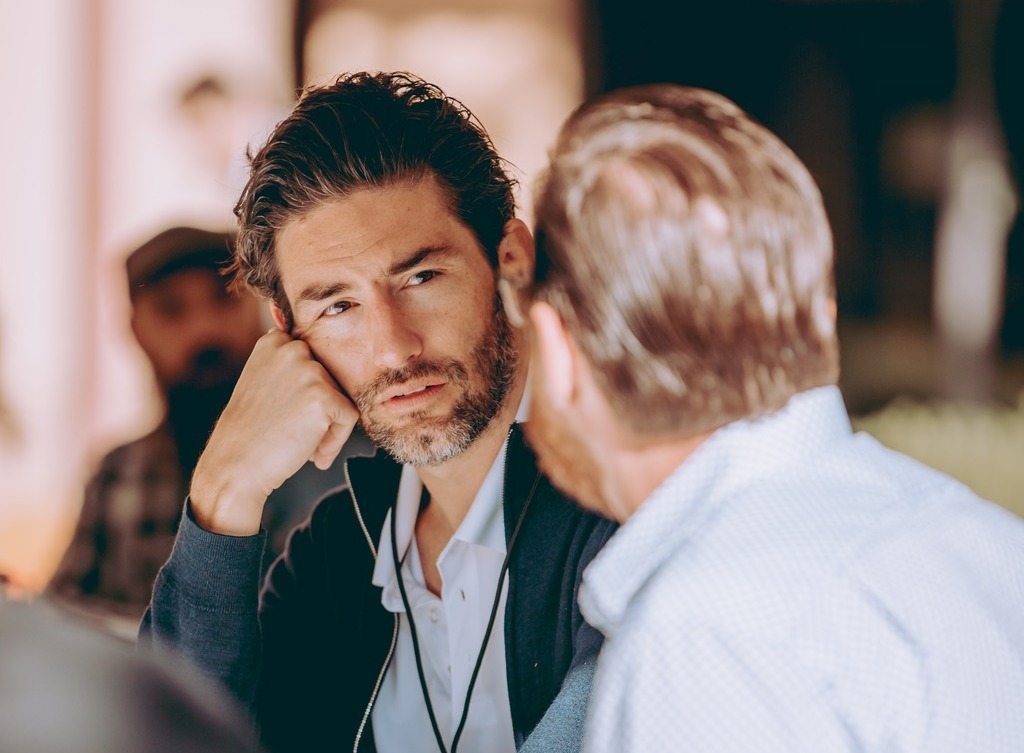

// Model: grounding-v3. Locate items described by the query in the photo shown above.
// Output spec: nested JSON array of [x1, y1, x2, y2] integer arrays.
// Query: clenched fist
[[189, 329, 358, 536]]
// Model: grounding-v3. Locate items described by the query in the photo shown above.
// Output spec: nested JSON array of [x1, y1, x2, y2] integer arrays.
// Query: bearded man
[[139, 72, 616, 753]]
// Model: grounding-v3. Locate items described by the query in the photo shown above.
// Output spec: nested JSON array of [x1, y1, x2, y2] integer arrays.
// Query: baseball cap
[[125, 226, 236, 299]]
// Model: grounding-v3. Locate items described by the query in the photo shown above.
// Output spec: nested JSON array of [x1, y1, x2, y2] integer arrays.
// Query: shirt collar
[[579, 386, 852, 637]]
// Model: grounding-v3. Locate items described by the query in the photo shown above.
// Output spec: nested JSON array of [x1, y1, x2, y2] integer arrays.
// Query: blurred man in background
[[50, 226, 358, 623], [140, 72, 614, 753], [523, 83, 1024, 752]]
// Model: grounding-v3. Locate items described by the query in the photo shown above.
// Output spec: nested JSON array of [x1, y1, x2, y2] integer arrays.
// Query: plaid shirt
[[51, 427, 185, 618]]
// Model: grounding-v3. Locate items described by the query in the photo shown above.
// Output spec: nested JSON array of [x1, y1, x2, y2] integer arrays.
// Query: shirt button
[[429, 607, 441, 623]]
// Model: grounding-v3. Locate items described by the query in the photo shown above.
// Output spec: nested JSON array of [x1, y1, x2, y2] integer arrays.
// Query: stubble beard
[[354, 300, 519, 466]]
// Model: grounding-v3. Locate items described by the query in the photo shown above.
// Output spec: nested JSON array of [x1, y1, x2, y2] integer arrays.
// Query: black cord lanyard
[[389, 471, 540, 753]]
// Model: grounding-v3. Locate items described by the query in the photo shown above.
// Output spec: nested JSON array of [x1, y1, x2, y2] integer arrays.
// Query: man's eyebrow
[[296, 280, 350, 305], [295, 245, 454, 305], [386, 245, 453, 277]]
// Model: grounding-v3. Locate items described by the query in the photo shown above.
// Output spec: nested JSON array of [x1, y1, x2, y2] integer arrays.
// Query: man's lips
[[379, 382, 446, 405]]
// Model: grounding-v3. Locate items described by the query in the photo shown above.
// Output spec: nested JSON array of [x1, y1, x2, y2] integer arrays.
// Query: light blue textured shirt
[[580, 386, 1024, 753]]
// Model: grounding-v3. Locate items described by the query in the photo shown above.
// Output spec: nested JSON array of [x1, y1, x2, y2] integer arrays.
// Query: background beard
[[165, 347, 245, 482]]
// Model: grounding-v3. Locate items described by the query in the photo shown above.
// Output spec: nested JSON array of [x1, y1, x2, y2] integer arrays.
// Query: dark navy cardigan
[[140, 426, 616, 753]]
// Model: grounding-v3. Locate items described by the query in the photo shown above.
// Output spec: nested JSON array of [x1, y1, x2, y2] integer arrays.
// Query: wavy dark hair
[[230, 71, 518, 329]]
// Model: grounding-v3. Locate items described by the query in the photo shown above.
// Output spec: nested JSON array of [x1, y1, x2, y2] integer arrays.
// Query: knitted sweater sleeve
[[138, 499, 265, 711]]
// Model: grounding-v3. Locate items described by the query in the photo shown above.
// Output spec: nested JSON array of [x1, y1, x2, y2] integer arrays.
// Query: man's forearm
[[137, 500, 265, 709]]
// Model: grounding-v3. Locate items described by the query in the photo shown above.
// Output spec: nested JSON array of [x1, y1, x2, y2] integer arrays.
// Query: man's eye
[[324, 300, 352, 316], [408, 270, 437, 286]]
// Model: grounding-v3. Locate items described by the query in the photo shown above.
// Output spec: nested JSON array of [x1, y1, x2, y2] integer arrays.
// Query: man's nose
[[370, 300, 424, 370]]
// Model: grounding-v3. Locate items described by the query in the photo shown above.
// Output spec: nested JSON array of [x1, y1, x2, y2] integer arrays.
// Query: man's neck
[[410, 373, 525, 597], [415, 374, 525, 532], [602, 431, 711, 523]]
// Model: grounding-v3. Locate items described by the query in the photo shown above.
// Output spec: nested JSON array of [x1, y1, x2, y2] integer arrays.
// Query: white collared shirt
[[370, 389, 530, 753], [580, 386, 1024, 753]]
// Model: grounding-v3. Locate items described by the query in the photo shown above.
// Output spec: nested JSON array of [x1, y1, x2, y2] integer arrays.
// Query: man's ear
[[270, 302, 289, 332], [528, 301, 577, 408], [497, 218, 535, 287]]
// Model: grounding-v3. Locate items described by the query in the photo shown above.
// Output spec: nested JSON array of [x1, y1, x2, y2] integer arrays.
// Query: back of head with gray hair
[[533, 84, 839, 437]]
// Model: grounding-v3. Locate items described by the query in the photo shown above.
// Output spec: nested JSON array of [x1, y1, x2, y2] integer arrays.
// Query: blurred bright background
[[1, 0, 1022, 581]]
